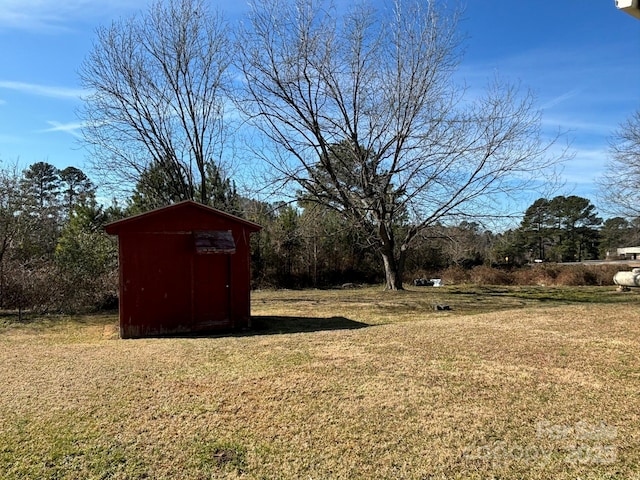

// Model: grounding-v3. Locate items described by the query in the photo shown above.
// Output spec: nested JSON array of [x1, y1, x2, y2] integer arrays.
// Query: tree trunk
[[200, 173, 208, 206], [378, 222, 415, 290], [381, 248, 404, 290]]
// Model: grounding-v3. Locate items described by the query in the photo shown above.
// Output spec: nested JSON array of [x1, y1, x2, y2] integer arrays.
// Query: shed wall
[[107, 202, 258, 338]]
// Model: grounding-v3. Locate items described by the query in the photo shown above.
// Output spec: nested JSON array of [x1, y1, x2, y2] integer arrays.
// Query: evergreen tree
[[518, 196, 601, 262], [17, 162, 62, 260], [55, 200, 117, 279], [20, 161, 61, 210], [59, 167, 96, 216], [520, 198, 552, 261], [128, 159, 240, 215], [548, 196, 601, 262]]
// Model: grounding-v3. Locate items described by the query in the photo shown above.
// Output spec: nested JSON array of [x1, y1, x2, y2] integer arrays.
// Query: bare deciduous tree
[[79, 0, 233, 205], [0, 161, 23, 307], [237, 0, 565, 289], [599, 108, 640, 217]]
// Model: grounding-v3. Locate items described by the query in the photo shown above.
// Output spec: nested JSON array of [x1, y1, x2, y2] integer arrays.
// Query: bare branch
[[79, 0, 233, 205], [236, 0, 568, 289], [598, 108, 640, 217]]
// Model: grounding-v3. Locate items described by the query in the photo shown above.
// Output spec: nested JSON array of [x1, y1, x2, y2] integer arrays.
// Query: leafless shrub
[[439, 265, 470, 285], [469, 265, 513, 285], [511, 267, 541, 286], [555, 265, 617, 287], [429, 264, 620, 287], [1, 259, 118, 315]]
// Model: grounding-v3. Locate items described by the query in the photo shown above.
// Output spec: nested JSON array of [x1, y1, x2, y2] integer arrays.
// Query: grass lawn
[[1, 285, 639, 479]]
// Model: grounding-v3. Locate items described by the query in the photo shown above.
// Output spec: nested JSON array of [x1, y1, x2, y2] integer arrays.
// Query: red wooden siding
[[105, 201, 261, 339]]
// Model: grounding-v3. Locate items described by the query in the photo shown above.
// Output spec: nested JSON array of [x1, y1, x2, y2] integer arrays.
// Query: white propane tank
[[613, 268, 640, 287]]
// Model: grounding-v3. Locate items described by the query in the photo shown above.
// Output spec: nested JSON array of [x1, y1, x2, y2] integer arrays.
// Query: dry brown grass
[[1, 287, 639, 479]]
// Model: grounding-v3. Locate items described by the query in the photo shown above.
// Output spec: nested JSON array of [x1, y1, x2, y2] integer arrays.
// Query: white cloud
[[541, 89, 581, 110], [541, 115, 614, 137], [42, 120, 85, 138], [0, 80, 87, 99], [0, 0, 147, 32]]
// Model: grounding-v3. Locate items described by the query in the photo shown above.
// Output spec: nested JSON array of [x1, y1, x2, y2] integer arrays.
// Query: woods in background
[[1, 159, 637, 314]]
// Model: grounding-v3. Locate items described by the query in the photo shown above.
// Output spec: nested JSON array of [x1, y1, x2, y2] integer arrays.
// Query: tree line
[[1, 159, 637, 314]]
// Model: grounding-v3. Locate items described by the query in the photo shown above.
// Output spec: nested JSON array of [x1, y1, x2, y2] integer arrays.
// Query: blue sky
[[0, 0, 639, 214]]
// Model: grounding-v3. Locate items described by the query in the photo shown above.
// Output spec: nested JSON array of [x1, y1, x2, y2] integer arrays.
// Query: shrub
[[4, 262, 70, 313], [469, 265, 513, 285], [439, 265, 470, 285], [555, 264, 618, 286], [1, 258, 119, 315], [429, 263, 621, 287], [511, 267, 540, 285]]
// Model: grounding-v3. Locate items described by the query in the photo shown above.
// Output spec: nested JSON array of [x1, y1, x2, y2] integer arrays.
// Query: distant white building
[[617, 246, 640, 260]]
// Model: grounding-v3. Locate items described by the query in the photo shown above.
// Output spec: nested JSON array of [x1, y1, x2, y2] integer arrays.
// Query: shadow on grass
[[0, 309, 120, 327], [0, 311, 31, 323], [444, 285, 638, 305], [148, 316, 369, 340], [249, 315, 369, 335]]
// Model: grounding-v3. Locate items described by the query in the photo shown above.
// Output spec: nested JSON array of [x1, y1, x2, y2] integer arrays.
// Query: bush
[[554, 264, 618, 286], [56, 268, 119, 313], [1, 261, 60, 313], [511, 267, 541, 286], [1, 259, 119, 315], [427, 263, 621, 287], [555, 266, 595, 286], [469, 265, 512, 285], [439, 265, 470, 285]]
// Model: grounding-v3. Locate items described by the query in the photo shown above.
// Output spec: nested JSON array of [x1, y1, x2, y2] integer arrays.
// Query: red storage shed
[[105, 201, 261, 339]]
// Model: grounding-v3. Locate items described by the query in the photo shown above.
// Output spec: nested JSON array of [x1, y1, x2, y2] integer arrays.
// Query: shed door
[[193, 253, 231, 329]]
